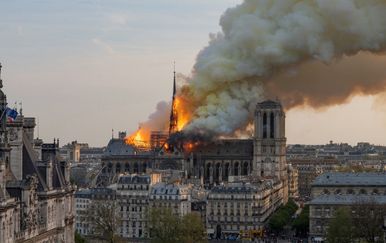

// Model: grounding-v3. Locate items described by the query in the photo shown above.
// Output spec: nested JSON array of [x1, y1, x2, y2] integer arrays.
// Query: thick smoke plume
[[132, 0, 386, 141]]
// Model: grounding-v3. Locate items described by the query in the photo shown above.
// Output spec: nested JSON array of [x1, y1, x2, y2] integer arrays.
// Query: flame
[[125, 95, 193, 149], [125, 129, 151, 148], [174, 96, 192, 131]]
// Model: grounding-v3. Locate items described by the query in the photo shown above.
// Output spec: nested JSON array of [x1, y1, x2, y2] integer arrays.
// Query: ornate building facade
[[0, 64, 75, 243]]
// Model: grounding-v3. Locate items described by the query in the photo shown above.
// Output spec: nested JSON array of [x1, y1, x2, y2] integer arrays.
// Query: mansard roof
[[310, 195, 386, 205], [312, 172, 386, 187], [118, 174, 150, 185]]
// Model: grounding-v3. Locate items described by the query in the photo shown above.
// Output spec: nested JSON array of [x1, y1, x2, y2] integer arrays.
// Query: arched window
[[234, 162, 239, 176], [125, 163, 130, 172], [263, 113, 267, 138], [134, 163, 139, 173], [224, 163, 230, 179], [116, 163, 121, 173], [270, 112, 275, 138], [242, 162, 248, 175]]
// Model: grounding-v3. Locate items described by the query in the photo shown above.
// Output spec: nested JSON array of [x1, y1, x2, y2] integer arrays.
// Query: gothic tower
[[253, 100, 286, 180]]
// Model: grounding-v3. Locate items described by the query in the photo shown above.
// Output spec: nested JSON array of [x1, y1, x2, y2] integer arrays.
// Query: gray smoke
[[182, 0, 386, 136]]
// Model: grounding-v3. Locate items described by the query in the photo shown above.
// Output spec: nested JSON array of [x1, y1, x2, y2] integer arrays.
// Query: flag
[[5, 107, 18, 122]]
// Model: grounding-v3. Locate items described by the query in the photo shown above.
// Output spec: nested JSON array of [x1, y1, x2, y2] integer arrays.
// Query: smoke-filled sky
[[1, 0, 386, 146]]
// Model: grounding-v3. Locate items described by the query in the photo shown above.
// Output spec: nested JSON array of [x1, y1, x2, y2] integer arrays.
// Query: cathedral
[[0, 64, 75, 243], [99, 99, 288, 203]]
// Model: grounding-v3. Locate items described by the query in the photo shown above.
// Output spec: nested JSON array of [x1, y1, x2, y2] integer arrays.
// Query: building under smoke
[[98, 99, 288, 198]]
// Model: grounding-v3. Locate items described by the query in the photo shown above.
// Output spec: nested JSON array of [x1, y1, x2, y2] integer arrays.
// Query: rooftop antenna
[[112, 129, 114, 139]]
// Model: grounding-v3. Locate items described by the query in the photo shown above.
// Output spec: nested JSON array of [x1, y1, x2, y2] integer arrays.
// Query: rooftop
[[310, 194, 386, 205], [312, 172, 386, 187]]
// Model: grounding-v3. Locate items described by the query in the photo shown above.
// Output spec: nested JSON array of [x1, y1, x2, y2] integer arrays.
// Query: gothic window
[[225, 163, 230, 179], [270, 112, 275, 138], [143, 163, 147, 173], [263, 113, 267, 138], [242, 162, 248, 176], [125, 163, 130, 172], [134, 163, 139, 173], [116, 163, 121, 173], [234, 162, 239, 176]]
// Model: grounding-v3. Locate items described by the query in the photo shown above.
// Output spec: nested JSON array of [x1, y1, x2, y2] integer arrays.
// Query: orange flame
[[125, 129, 151, 148], [174, 96, 191, 131], [125, 95, 193, 149]]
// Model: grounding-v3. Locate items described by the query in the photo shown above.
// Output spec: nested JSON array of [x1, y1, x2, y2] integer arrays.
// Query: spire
[[169, 62, 178, 135], [0, 62, 3, 89], [173, 61, 176, 97]]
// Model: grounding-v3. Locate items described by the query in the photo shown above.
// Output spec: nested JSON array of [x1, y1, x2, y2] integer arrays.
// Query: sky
[[0, 0, 385, 147]]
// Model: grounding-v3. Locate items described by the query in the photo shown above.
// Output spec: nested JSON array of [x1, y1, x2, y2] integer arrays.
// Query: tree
[[268, 199, 299, 233], [351, 199, 386, 243], [148, 208, 207, 243], [180, 213, 206, 243], [326, 207, 353, 243], [85, 200, 122, 243], [292, 205, 309, 237], [148, 208, 182, 243], [75, 231, 86, 243]]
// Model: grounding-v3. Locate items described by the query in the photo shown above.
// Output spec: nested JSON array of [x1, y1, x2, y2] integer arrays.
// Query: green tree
[[75, 231, 86, 243], [148, 208, 182, 243], [148, 208, 207, 243], [292, 205, 309, 237], [180, 213, 206, 243], [268, 199, 299, 233], [326, 207, 353, 243]]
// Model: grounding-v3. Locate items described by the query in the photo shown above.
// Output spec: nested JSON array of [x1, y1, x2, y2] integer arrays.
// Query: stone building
[[287, 164, 299, 198], [0, 64, 75, 243], [149, 183, 192, 217], [116, 174, 157, 239], [74, 187, 116, 238], [290, 158, 340, 199], [207, 180, 283, 239], [308, 172, 386, 241]]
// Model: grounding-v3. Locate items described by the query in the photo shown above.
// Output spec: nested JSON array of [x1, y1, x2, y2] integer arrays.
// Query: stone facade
[[207, 180, 283, 239], [0, 66, 75, 243], [149, 183, 192, 217], [309, 172, 386, 240]]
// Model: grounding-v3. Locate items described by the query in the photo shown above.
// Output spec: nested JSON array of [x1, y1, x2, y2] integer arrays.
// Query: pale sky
[[1, 0, 385, 146]]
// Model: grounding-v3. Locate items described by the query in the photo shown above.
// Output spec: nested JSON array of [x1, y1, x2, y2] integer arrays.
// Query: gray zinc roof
[[310, 194, 386, 205], [118, 175, 150, 184], [312, 172, 386, 187]]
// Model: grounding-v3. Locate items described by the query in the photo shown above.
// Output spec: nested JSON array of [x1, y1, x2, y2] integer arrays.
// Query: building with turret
[[0, 64, 75, 243]]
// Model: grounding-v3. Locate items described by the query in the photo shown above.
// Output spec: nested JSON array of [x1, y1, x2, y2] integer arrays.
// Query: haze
[[1, 0, 385, 146]]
